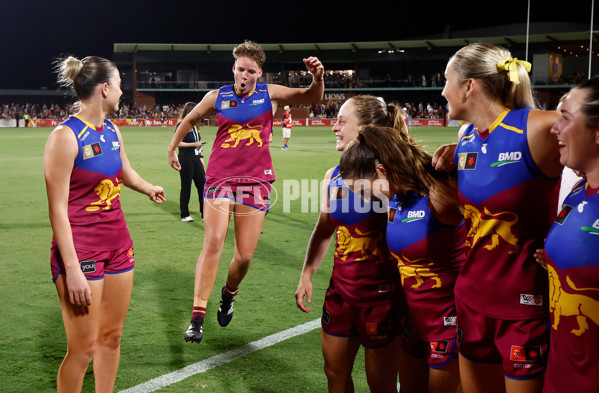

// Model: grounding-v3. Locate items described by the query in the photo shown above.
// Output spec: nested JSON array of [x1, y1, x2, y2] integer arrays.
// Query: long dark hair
[[339, 125, 454, 195]]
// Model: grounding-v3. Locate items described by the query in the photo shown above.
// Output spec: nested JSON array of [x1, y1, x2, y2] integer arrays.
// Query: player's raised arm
[[269, 56, 324, 107]]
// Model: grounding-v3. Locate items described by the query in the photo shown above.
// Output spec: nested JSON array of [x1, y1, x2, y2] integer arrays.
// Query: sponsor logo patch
[[322, 307, 330, 324], [206, 186, 219, 195], [510, 345, 542, 362], [387, 207, 397, 223], [457, 152, 477, 170], [520, 293, 543, 306], [221, 100, 238, 109], [83, 142, 103, 159], [80, 260, 96, 274], [430, 340, 449, 353], [366, 323, 379, 335], [330, 186, 349, 200]]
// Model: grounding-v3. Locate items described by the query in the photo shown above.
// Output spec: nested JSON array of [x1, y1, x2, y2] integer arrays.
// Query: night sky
[[1, 0, 594, 90]]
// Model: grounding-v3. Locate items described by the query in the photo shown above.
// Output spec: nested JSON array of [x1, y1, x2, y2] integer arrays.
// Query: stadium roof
[[114, 30, 597, 54]]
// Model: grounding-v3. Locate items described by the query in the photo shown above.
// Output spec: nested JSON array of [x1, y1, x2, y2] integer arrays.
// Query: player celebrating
[[296, 96, 417, 393], [168, 40, 324, 344]]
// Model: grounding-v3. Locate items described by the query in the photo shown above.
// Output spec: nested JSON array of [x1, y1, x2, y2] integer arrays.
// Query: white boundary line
[[118, 318, 321, 393]]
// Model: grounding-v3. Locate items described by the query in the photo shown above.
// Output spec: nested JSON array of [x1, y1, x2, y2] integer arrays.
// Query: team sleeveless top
[[543, 180, 599, 393], [53, 116, 131, 251], [327, 166, 401, 306], [453, 108, 560, 319], [208, 83, 274, 184], [386, 191, 466, 340]]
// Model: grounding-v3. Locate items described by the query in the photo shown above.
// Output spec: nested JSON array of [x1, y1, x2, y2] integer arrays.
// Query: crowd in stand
[[2, 99, 449, 123], [1, 102, 187, 122]]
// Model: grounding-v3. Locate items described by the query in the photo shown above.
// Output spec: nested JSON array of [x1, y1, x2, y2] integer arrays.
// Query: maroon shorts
[[321, 284, 400, 349], [51, 241, 135, 282], [204, 179, 271, 212], [456, 299, 549, 379]]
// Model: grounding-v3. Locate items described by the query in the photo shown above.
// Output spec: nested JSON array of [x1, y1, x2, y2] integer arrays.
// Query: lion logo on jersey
[[548, 264, 599, 336], [391, 252, 442, 289], [86, 178, 121, 211], [463, 205, 520, 254], [336, 226, 384, 263], [221, 124, 264, 148]]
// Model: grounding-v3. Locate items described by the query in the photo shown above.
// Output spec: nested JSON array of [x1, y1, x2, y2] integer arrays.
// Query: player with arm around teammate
[[296, 95, 428, 393], [437, 42, 562, 393], [45, 55, 165, 393], [540, 77, 599, 393], [167, 40, 324, 344]]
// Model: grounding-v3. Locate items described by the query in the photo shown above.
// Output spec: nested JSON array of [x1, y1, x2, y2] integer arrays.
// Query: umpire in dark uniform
[[175, 102, 206, 222]]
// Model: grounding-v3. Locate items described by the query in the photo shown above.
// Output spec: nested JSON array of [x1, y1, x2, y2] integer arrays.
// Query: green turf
[[0, 125, 458, 392]]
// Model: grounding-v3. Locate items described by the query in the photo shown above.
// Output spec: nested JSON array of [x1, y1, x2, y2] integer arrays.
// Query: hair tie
[[497, 57, 531, 84]]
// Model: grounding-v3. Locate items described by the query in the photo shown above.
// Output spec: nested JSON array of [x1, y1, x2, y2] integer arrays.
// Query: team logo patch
[[127, 248, 134, 258], [330, 186, 349, 200], [366, 323, 379, 335], [510, 345, 542, 362], [221, 100, 238, 109], [520, 293, 543, 306], [80, 260, 96, 274], [430, 340, 449, 353], [83, 142, 103, 159], [457, 152, 477, 170], [388, 207, 397, 223], [555, 205, 573, 224]]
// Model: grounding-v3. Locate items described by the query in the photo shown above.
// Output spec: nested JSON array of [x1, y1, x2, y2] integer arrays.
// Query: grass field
[[0, 125, 458, 392]]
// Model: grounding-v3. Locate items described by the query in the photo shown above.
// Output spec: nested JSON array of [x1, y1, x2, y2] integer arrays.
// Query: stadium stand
[[2, 22, 597, 127]]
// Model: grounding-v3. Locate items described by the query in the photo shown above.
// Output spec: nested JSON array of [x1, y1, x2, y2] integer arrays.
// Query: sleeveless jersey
[[53, 116, 130, 251], [453, 108, 560, 319], [207, 83, 274, 184], [328, 166, 401, 306], [543, 180, 599, 393], [386, 191, 466, 340]]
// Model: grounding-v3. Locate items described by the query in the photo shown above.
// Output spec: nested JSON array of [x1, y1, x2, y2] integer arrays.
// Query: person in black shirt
[[175, 102, 206, 222]]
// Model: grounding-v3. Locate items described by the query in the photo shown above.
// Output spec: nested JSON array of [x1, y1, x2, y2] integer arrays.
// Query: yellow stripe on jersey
[[498, 123, 524, 134], [77, 125, 90, 139], [489, 109, 510, 133]]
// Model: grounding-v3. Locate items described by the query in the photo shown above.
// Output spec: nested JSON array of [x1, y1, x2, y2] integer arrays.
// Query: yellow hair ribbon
[[497, 57, 532, 84]]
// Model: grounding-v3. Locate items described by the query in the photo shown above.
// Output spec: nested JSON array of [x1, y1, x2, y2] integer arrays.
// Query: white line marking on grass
[[118, 318, 320, 393]]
